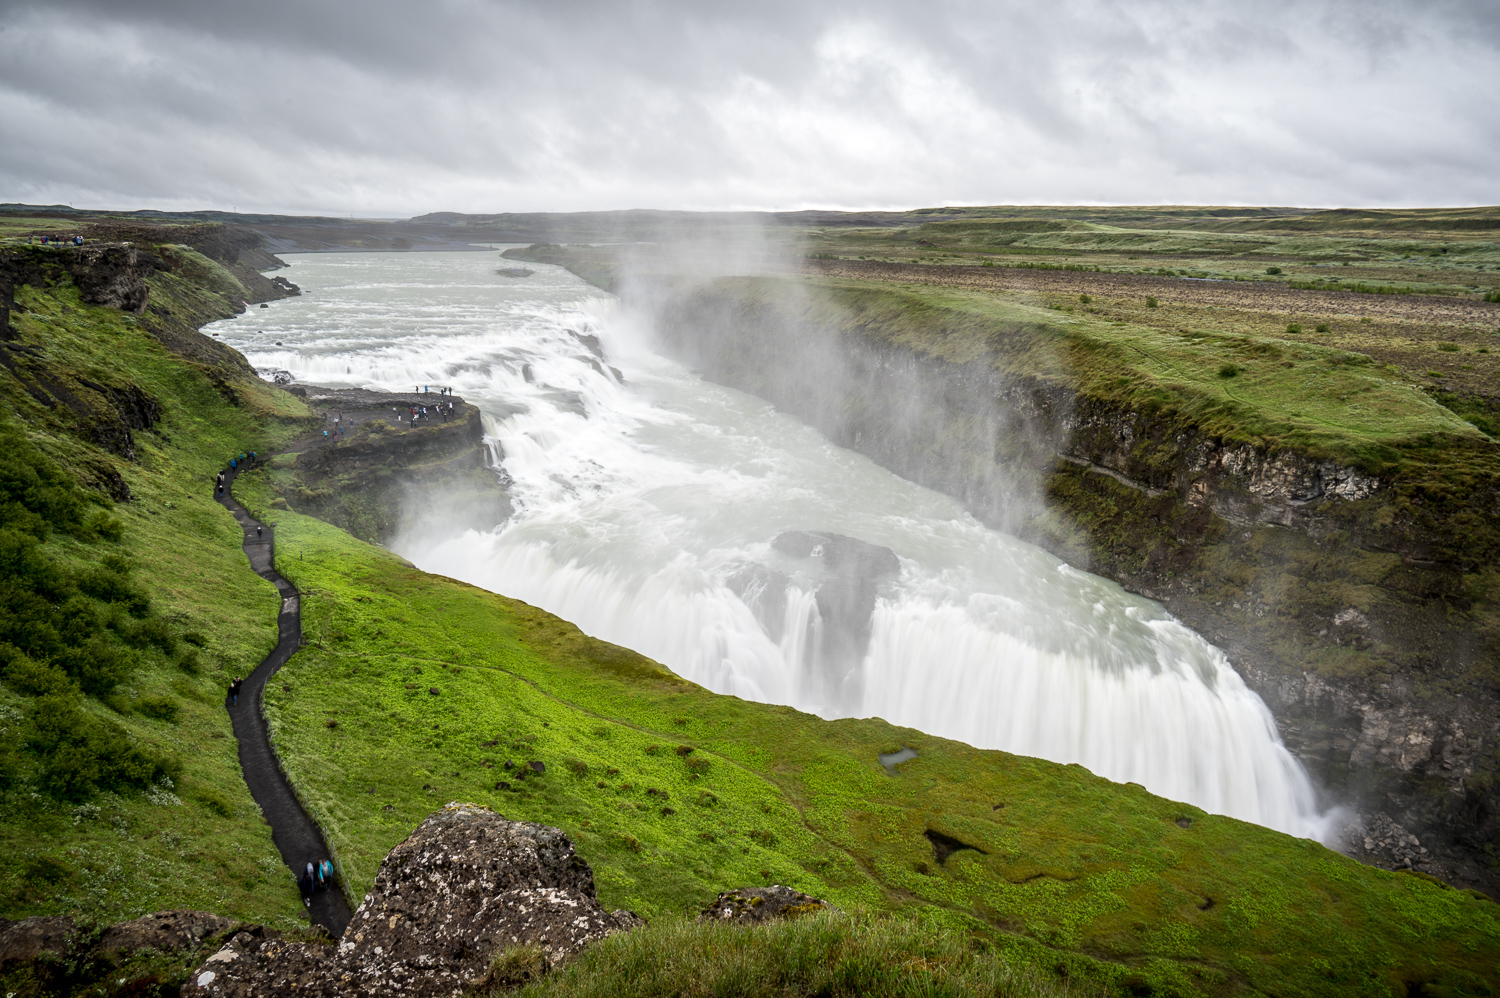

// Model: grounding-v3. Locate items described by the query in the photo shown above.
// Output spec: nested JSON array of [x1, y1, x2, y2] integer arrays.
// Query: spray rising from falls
[[216, 251, 1333, 841]]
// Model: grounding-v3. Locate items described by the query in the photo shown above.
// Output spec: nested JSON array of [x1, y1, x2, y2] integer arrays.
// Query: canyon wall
[[649, 275, 1500, 892]]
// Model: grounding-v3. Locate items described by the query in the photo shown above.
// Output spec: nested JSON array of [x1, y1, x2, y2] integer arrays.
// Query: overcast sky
[[0, 0, 1496, 216]]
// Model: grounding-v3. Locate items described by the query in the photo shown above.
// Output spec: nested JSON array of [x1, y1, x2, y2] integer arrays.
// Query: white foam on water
[[212, 250, 1335, 841]]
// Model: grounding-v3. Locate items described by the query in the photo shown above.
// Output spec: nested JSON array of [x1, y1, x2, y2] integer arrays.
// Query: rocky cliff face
[[269, 386, 511, 545], [652, 278, 1500, 896], [0, 236, 298, 500], [1, 243, 151, 337], [180, 804, 640, 997], [0, 909, 242, 996]]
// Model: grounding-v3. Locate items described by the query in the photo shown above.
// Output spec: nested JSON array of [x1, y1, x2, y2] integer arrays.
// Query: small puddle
[[878, 747, 918, 775]]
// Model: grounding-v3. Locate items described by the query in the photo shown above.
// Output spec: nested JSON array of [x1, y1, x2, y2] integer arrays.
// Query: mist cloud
[[0, 0, 1495, 213]]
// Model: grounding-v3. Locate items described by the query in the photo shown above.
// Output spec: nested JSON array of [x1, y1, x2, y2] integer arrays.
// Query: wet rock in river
[[771, 531, 901, 710]]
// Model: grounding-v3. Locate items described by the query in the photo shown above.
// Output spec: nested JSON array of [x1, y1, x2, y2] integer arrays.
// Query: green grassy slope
[[505, 910, 1081, 998], [0, 251, 314, 928], [796, 206, 1500, 301], [791, 277, 1482, 466], [229, 475, 1500, 997]]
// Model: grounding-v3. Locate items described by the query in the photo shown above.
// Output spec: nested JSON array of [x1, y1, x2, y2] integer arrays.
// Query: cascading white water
[[212, 250, 1333, 841]]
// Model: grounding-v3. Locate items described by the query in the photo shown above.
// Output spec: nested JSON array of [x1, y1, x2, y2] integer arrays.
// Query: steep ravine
[[641, 275, 1500, 894]]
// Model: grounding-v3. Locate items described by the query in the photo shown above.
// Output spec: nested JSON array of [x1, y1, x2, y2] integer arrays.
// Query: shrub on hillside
[[1145, 296, 1158, 308], [0, 426, 91, 540], [26, 694, 179, 800], [137, 696, 181, 724], [1266, 266, 1283, 275], [0, 413, 190, 802]]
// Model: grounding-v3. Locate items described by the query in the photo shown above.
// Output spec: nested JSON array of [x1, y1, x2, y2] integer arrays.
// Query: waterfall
[[213, 249, 1335, 842]]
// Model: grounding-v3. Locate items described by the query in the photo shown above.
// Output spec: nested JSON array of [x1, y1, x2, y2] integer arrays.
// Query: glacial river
[[210, 250, 1333, 840]]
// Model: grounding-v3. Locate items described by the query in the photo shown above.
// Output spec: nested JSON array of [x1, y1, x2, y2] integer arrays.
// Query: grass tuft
[[503, 911, 1086, 998]]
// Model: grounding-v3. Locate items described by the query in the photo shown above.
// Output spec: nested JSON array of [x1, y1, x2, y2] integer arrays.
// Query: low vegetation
[[502, 910, 1084, 998], [0, 247, 311, 927], [805, 277, 1484, 469]]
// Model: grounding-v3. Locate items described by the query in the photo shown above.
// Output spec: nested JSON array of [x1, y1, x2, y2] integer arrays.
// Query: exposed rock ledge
[[181, 803, 641, 997], [1062, 398, 1383, 528]]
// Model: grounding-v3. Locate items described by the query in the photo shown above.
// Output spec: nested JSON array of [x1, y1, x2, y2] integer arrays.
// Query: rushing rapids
[[213, 250, 1334, 840]]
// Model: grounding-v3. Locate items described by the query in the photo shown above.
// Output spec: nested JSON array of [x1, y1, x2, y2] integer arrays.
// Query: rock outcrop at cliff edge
[[182, 804, 641, 997]]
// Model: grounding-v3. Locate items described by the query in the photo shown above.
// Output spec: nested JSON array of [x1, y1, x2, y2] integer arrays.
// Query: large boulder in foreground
[[0, 915, 76, 968], [182, 804, 641, 997]]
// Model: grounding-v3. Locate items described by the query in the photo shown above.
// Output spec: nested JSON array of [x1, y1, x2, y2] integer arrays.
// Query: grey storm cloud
[[0, 0, 1496, 214]]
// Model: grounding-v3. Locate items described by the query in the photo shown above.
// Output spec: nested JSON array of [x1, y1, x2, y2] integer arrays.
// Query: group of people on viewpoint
[[29, 235, 85, 246], [397, 398, 455, 426]]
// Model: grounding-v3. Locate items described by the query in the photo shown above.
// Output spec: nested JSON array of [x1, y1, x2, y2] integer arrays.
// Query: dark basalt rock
[[60, 244, 152, 313], [700, 886, 833, 924], [770, 531, 901, 709], [0, 916, 76, 968], [771, 533, 901, 659], [94, 910, 237, 962], [0, 910, 243, 995], [181, 804, 640, 997]]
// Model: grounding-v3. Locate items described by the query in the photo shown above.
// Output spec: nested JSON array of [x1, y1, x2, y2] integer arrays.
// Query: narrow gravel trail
[[218, 461, 353, 938]]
